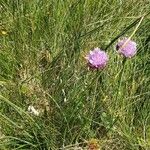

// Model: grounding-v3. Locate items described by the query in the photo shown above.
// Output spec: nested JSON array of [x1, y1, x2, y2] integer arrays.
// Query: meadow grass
[[0, 0, 150, 149]]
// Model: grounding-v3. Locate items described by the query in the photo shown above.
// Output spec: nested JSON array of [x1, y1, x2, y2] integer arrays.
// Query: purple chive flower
[[116, 38, 137, 58], [86, 47, 109, 69]]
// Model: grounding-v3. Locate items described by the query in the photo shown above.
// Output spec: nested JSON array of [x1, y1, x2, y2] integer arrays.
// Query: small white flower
[[28, 106, 39, 116]]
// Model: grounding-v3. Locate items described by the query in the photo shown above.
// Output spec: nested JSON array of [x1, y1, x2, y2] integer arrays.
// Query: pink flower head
[[86, 48, 109, 69], [116, 38, 137, 58]]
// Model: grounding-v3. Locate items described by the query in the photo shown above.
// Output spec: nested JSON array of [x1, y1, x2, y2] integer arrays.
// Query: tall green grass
[[0, 0, 150, 149]]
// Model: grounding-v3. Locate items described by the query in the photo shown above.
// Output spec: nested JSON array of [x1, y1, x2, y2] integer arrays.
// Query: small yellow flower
[[1, 31, 7, 35], [87, 139, 100, 150]]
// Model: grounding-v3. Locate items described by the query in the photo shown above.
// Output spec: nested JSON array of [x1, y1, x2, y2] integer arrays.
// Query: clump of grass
[[1, 0, 150, 149]]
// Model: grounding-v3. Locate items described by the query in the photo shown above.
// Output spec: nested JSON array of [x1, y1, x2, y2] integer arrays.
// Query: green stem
[[115, 58, 127, 109]]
